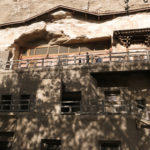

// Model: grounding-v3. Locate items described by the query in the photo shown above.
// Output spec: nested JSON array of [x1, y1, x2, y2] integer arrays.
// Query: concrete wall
[[0, 62, 150, 150]]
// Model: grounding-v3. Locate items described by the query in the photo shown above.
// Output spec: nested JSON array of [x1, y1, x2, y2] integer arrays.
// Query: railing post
[[26, 60, 29, 68], [74, 56, 76, 65], [91, 55, 94, 63], [146, 50, 149, 61], [10, 60, 13, 70], [57, 56, 61, 65], [42, 58, 44, 67], [128, 51, 130, 61], [102, 100, 105, 114], [109, 52, 112, 62]]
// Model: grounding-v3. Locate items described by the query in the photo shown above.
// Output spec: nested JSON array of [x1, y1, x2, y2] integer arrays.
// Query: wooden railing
[[1, 50, 150, 70]]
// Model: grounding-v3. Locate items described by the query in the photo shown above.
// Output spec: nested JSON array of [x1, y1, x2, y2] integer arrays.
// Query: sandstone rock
[[0, 11, 150, 52], [0, 0, 150, 24]]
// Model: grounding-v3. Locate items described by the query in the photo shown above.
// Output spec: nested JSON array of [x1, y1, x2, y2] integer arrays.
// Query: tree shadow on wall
[[0, 63, 150, 150]]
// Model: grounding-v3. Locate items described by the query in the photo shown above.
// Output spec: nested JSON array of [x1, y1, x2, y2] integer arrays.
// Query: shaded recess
[[15, 29, 50, 50], [61, 83, 81, 114], [91, 70, 150, 89]]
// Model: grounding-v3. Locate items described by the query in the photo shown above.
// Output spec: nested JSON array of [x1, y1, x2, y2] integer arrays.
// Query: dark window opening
[[1, 95, 12, 111], [20, 95, 30, 111], [136, 99, 146, 110], [0, 141, 12, 150], [0, 132, 14, 137], [41, 139, 61, 150], [61, 91, 81, 114], [99, 141, 121, 150], [0, 132, 14, 150], [91, 70, 150, 90]]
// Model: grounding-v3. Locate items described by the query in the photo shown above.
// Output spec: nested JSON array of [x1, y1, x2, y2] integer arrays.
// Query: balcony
[[1, 49, 150, 70]]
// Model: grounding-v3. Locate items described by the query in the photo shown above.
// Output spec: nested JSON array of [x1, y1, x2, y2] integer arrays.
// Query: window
[[1, 95, 12, 111], [30, 49, 35, 55], [0, 141, 12, 150], [61, 91, 81, 114], [35, 47, 48, 55], [99, 141, 121, 150], [0, 132, 14, 150], [20, 95, 30, 111], [49, 47, 58, 54], [59, 46, 68, 54], [104, 90, 123, 114], [41, 139, 61, 150], [136, 98, 146, 110], [105, 90, 120, 102]]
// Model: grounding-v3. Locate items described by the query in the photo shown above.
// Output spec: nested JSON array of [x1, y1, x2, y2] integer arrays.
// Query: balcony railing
[[1, 49, 150, 70], [0, 99, 30, 112], [60, 98, 150, 120]]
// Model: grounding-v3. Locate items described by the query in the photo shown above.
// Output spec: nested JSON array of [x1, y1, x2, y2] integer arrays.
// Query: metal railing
[[81, 100, 150, 119], [1, 50, 150, 70], [0, 99, 30, 112]]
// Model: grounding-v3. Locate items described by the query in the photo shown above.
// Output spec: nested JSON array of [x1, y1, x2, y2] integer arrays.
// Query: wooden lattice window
[[30, 49, 35, 55], [59, 46, 68, 54], [35, 47, 48, 55], [48, 46, 59, 54]]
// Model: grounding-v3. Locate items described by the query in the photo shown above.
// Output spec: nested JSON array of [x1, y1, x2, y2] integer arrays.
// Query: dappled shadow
[[0, 61, 150, 150]]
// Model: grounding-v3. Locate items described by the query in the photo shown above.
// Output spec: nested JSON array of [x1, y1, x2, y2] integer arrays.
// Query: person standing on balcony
[[96, 56, 102, 63], [86, 52, 89, 64], [78, 53, 81, 64]]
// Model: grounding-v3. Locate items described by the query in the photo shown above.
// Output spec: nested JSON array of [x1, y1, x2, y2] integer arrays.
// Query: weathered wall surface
[[0, 12, 150, 52], [0, 62, 150, 149], [0, 0, 150, 24]]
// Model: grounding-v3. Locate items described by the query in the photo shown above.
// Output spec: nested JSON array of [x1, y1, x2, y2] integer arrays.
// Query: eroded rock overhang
[[0, 10, 150, 52]]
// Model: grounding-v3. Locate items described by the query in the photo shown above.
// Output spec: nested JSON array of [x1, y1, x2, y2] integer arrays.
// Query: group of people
[[78, 52, 102, 64]]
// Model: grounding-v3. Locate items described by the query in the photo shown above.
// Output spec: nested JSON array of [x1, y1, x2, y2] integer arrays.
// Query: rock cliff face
[[0, 0, 150, 24], [0, 10, 150, 52], [0, 0, 150, 53]]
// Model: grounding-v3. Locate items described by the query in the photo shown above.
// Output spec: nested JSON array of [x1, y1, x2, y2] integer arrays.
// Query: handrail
[[2, 50, 150, 70]]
